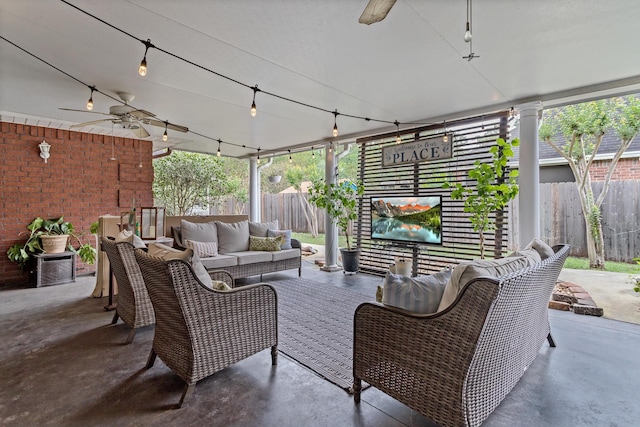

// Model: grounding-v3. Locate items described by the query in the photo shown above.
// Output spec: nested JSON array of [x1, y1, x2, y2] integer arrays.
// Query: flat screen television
[[370, 195, 442, 245]]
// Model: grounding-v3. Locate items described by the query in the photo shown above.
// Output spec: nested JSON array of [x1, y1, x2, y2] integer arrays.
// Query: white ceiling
[[2, 0, 640, 158]]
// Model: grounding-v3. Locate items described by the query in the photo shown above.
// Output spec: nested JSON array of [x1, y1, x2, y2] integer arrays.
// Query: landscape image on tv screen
[[370, 196, 442, 245]]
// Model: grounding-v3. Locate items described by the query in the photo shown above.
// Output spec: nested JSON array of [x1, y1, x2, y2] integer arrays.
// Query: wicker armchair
[[134, 249, 278, 408], [101, 237, 155, 344], [353, 244, 570, 427]]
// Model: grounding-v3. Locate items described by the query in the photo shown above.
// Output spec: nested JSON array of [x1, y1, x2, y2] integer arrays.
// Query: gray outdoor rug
[[269, 278, 375, 392]]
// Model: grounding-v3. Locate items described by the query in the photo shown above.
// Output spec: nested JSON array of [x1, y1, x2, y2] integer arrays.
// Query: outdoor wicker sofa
[[134, 249, 278, 408], [167, 215, 302, 285], [353, 244, 570, 427]]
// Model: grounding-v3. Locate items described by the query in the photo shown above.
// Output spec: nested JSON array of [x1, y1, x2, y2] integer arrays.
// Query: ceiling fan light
[[359, 0, 397, 25], [464, 22, 472, 42]]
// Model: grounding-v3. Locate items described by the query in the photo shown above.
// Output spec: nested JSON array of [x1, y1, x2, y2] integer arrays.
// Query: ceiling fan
[[60, 91, 188, 138], [359, 0, 397, 25]]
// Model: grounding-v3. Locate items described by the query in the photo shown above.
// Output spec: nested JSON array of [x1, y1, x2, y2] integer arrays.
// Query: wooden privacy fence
[[509, 181, 640, 262], [210, 178, 639, 263]]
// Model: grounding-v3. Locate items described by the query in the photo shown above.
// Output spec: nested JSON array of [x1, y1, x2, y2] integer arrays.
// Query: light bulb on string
[[162, 122, 168, 142], [250, 85, 259, 117], [86, 86, 95, 111], [394, 120, 401, 144], [288, 149, 292, 163], [138, 39, 154, 76], [332, 110, 339, 137], [311, 146, 315, 158], [442, 121, 448, 143], [257, 148, 261, 164], [329, 142, 333, 153], [217, 139, 222, 157], [464, 0, 472, 42]]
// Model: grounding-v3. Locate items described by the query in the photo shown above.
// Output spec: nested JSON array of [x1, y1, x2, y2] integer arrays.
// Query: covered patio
[[1, 261, 638, 426]]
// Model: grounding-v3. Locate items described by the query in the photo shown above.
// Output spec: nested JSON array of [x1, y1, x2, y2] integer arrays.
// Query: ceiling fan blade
[[359, 0, 397, 25], [146, 118, 189, 133], [132, 125, 151, 139], [59, 108, 113, 117], [71, 119, 112, 128], [128, 109, 156, 119]]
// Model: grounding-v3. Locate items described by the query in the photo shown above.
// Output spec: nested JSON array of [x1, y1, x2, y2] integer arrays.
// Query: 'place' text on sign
[[382, 135, 452, 167]]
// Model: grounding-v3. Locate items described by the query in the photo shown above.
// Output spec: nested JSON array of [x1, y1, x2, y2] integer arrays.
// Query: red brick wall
[[589, 157, 640, 181], [0, 122, 153, 287]]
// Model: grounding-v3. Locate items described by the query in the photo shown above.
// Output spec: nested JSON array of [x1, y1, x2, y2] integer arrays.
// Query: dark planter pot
[[340, 248, 360, 274]]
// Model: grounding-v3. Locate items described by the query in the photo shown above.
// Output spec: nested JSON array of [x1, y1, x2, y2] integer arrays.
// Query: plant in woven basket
[[6, 216, 97, 270]]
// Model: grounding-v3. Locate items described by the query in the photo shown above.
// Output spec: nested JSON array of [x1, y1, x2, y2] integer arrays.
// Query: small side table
[[32, 251, 76, 287]]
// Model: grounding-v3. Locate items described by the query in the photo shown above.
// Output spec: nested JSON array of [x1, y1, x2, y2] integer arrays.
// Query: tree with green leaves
[[539, 97, 640, 269], [153, 151, 230, 215], [444, 138, 520, 259]]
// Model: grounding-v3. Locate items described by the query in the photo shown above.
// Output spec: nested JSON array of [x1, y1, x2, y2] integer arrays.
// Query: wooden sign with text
[[382, 135, 452, 167]]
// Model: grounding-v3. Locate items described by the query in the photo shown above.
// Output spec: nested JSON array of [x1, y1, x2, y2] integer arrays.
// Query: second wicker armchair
[[134, 249, 278, 408]]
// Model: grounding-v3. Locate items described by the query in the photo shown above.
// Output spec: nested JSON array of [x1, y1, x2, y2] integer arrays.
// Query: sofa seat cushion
[[382, 270, 451, 314], [216, 220, 250, 253], [199, 254, 238, 270], [272, 248, 301, 262], [437, 256, 531, 312], [227, 251, 273, 265]]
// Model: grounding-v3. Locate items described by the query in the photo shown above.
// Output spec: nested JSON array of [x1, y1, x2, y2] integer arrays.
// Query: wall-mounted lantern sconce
[[39, 140, 51, 163]]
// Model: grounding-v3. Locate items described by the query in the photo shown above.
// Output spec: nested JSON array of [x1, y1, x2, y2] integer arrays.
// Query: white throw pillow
[[115, 230, 146, 248], [437, 256, 531, 312], [382, 270, 451, 314], [525, 238, 555, 260], [147, 242, 212, 288]]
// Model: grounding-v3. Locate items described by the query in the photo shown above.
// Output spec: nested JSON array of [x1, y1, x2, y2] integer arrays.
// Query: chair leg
[[125, 329, 136, 345], [146, 349, 157, 369], [178, 383, 196, 408], [111, 312, 119, 324], [298, 267, 301, 276], [547, 332, 556, 348], [353, 378, 362, 403], [271, 345, 278, 366]]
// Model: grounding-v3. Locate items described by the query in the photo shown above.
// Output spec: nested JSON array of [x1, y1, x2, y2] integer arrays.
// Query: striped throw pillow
[[185, 239, 218, 257]]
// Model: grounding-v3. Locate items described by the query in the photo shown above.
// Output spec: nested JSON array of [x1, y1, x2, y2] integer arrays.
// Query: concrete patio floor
[[1, 257, 638, 426]]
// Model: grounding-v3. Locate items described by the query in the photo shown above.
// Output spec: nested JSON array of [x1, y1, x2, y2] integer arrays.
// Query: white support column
[[248, 156, 260, 222], [321, 143, 341, 271], [515, 101, 543, 248]]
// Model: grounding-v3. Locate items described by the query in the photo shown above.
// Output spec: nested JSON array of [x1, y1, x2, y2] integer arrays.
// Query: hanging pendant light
[[86, 86, 95, 111], [138, 39, 154, 76], [288, 149, 292, 163], [394, 120, 401, 144], [217, 139, 222, 157], [162, 122, 168, 142], [250, 85, 259, 117], [332, 110, 339, 137]]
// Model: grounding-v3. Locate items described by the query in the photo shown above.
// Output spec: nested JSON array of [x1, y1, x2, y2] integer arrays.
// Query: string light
[[257, 148, 261, 164], [394, 120, 401, 144], [138, 39, 154, 76], [332, 110, 339, 137], [311, 146, 315, 158], [138, 141, 142, 168], [162, 121, 168, 142], [288, 149, 292, 163], [86, 85, 95, 110], [329, 142, 333, 153], [250, 85, 259, 117], [442, 121, 448, 143], [216, 139, 222, 157]]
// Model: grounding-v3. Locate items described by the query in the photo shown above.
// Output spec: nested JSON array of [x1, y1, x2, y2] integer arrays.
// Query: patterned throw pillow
[[267, 229, 292, 250], [249, 235, 283, 252], [210, 280, 231, 291], [381, 270, 450, 314], [185, 239, 218, 258]]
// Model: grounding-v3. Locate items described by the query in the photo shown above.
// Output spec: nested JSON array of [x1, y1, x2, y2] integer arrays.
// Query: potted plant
[[308, 179, 364, 273], [7, 216, 97, 271]]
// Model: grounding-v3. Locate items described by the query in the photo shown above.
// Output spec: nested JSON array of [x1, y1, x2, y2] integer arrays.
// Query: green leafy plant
[[308, 180, 365, 250], [444, 137, 520, 259], [7, 216, 97, 270]]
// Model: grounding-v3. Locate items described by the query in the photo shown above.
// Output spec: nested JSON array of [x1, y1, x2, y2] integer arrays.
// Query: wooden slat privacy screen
[[355, 111, 513, 277]]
